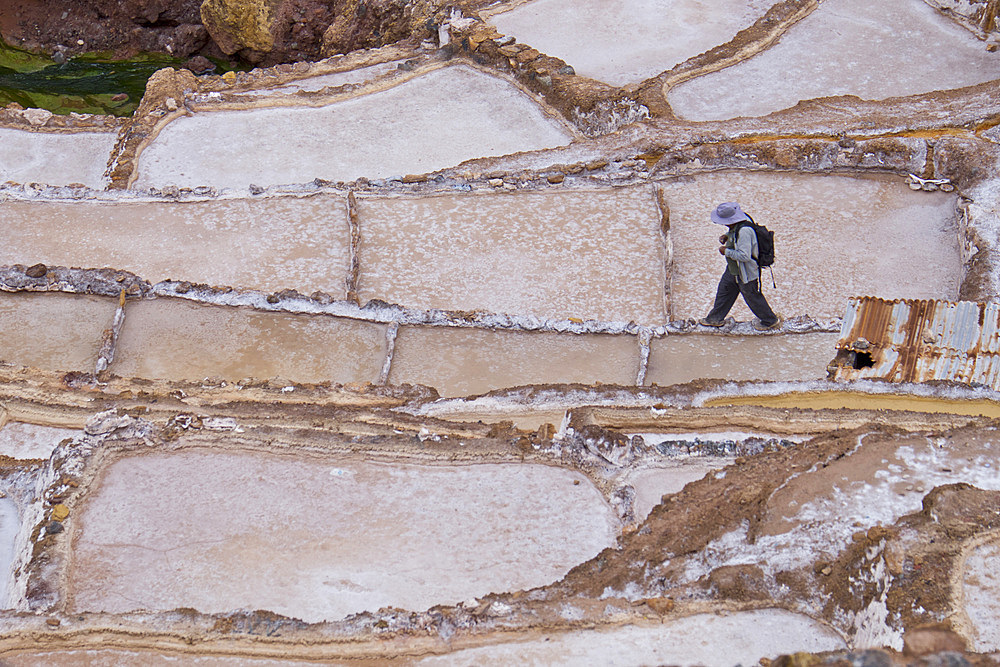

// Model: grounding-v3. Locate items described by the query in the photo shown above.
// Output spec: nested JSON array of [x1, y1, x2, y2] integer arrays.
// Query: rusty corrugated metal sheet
[[832, 297, 1000, 389]]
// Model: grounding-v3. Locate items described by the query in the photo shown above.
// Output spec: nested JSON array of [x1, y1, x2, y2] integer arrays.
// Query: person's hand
[[718, 245, 727, 256], [719, 234, 728, 244]]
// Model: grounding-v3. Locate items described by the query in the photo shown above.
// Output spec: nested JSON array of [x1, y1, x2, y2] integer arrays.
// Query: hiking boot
[[752, 317, 780, 331], [698, 317, 726, 328]]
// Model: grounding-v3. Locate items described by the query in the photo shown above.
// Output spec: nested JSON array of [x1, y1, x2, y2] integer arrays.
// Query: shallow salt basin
[[111, 299, 386, 383], [487, 0, 774, 86], [253, 61, 405, 95], [626, 460, 729, 521], [667, 0, 1000, 120], [0, 293, 114, 372], [0, 498, 18, 608], [2, 651, 322, 666], [358, 188, 665, 323], [0, 422, 77, 460], [0, 196, 350, 296], [418, 610, 846, 666], [0, 128, 115, 189], [664, 172, 960, 321], [680, 429, 1000, 585], [646, 333, 838, 386], [133, 65, 573, 191], [962, 540, 1000, 652], [388, 326, 640, 397], [67, 449, 620, 622]]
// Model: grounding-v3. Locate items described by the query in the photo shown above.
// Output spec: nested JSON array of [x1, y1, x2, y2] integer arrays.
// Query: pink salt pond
[[0, 196, 351, 297], [0, 293, 115, 373], [67, 448, 620, 622], [110, 299, 387, 384], [388, 326, 639, 396], [357, 188, 665, 324]]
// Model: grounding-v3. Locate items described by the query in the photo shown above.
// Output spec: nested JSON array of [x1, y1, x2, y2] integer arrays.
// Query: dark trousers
[[706, 270, 777, 326]]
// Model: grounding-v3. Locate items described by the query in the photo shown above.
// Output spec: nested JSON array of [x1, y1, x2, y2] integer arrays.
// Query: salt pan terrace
[[663, 171, 961, 321], [0, 127, 116, 190], [0, 197, 350, 296], [667, 0, 1000, 121], [646, 332, 839, 385], [0, 293, 116, 373], [0, 289, 839, 391], [386, 326, 640, 397], [356, 188, 665, 323], [67, 448, 619, 622], [0, 422, 77, 461], [111, 299, 387, 384], [417, 611, 846, 666], [132, 64, 575, 191], [485, 0, 776, 86], [962, 540, 1000, 653]]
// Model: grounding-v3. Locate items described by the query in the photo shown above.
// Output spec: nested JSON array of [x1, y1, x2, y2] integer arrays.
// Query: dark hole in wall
[[853, 351, 874, 369]]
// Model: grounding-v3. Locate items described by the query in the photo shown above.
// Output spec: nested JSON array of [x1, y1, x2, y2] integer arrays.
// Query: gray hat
[[710, 202, 751, 226]]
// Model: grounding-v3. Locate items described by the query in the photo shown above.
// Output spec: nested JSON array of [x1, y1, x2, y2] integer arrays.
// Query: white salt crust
[[668, 0, 1000, 121], [133, 65, 574, 191]]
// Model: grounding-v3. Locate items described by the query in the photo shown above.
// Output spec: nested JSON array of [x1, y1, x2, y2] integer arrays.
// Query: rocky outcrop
[[199, 0, 285, 54]]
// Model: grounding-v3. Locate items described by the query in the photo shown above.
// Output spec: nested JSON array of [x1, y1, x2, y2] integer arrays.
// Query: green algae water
[[0, 38, 183, 117]]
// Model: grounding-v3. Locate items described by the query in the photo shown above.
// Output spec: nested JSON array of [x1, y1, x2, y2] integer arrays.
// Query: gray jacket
[[725, 224, 759, 284]]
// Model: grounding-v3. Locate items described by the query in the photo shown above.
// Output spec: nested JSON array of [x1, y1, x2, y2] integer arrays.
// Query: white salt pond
[[685, 430, 1000, 581], [962, 540, 1000, 653], [487, 0, 775, 86], [0, 197, 350, 296], [133, 65, 573, 191], [417, 610, 846, 666], [68, 449, 620, 621], [358, 188, 664, 323], [667, 0, 1000, 120], [388, 326, 639, 397], [0, 497, 18, 609], [626, 460, 729, 521], [0, 128, 115, 189], [646, 333, 838, 386], [0, 293, 115, 372], [663, 172, 960, 321], [0, 422, 77, 460], [111, 299, 386, 383]]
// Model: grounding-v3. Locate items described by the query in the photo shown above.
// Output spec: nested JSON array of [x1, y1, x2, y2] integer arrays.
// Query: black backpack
[[737, 215, 774, 267], [736, 215, 776, 287]]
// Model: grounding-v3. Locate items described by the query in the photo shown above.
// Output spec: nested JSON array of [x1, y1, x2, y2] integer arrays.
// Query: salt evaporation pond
[[111, 299, 386, 383], [0, 422, 77, 460], [254, 60, 404, 95], [667, 0, 1000, 121], [646, 333, 838, 386], [681, 429, 1000, 585], [0, 128, 115, 189], [626, 460, 729, 521], [2, 651, 323, 666], [133, 65, 573, 191], [388, 326, 639, 397], [0, 197, 351, 296], [417, 610, 845, 666], [357, 188, 664, 323], [664, 172, 960, 321], [0, 293, 114, 372], [0, 498, 18, 608], [487, 0, 774, 86], [68, 449, 620, 621], [962, 540, 1000, 652]]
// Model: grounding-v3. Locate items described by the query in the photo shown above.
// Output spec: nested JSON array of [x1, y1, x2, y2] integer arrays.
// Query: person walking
[[698, 202, 779, 331]]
